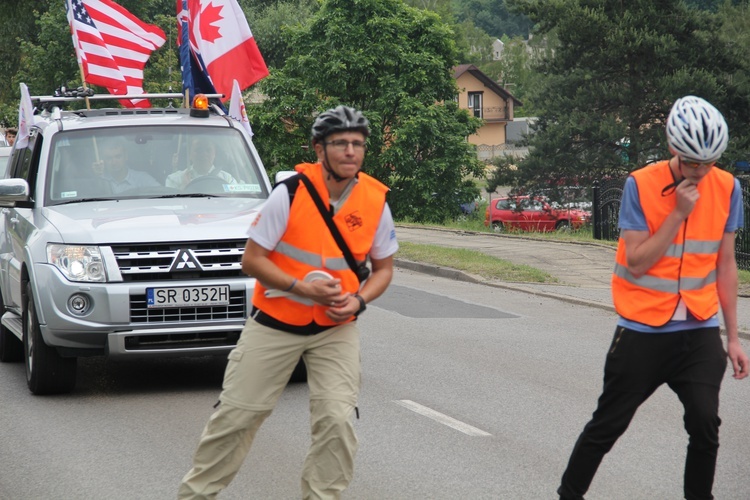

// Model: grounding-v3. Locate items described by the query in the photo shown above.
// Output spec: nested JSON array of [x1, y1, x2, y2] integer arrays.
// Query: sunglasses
[[680, 158, 715, 170]]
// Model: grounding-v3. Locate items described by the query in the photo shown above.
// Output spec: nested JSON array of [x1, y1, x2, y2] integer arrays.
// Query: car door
[[1, 132, 41, 311], [533, 198, 558, 231]]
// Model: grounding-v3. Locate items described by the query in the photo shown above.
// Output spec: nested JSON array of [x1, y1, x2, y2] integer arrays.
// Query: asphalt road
[[395, 225, 750, 338], [1, 269, 749, 499]]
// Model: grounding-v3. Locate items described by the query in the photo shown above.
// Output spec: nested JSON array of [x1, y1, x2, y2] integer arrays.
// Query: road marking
[[394, 400, 492, 437]]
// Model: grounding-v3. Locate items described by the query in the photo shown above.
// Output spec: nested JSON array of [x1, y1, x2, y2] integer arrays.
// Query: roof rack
[[30, 92, 224, 103], [30, 90, 225, 113]]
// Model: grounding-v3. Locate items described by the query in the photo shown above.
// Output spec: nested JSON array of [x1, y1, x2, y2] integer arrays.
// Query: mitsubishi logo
[[172, 249, 201, 272]]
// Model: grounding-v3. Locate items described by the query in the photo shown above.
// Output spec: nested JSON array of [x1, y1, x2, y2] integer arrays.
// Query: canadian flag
[[184, 0, 268, 101]]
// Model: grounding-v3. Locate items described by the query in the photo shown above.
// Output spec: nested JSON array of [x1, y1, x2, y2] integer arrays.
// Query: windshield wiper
[[155, 193, 223, 199], [55, 197, 118, 205]]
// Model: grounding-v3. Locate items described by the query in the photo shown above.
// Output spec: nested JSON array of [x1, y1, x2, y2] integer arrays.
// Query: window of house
[[468, 92, 483, 118]]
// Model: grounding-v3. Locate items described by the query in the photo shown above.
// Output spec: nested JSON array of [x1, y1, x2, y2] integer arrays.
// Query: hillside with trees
[[2, 0, 750, 221]]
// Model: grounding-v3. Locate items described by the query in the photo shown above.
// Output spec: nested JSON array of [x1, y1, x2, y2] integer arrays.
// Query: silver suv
[[0, 94, 272, 394]]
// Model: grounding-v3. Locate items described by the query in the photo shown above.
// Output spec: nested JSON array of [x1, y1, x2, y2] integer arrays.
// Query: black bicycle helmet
[[311, 105, 370, 144]]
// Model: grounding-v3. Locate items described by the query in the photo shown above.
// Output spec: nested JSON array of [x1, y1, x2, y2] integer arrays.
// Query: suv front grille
[[130, 290, 246, 323], [112, 240, 246, 282]]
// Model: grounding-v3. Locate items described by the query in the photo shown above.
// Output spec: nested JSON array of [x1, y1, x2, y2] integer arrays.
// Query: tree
[[506, 0, 750, 191], [478, 35, 545, 116], [15, 5, 180, 109], [247, 0, 485, 223], [452, 0, 532, 38], [242, 0, 320, 69], [0, 2, 54, 125], [453, 20, 495, 64], [716, 0, 750, 162]]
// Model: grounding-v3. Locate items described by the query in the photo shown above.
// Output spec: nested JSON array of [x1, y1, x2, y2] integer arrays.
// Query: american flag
[[65, 0, 166, 108]]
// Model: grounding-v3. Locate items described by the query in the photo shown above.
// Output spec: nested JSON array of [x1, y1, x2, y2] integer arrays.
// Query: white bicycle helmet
[[666, 95, 728, 163]]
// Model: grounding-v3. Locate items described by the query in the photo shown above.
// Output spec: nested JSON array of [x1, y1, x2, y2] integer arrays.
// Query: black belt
[[252, 307, 333, 336]]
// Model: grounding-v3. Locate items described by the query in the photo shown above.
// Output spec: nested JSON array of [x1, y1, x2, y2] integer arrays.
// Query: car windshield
[[45, 126, 269, 205]]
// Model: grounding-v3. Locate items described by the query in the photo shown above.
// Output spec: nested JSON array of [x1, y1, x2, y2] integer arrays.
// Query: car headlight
[[47, 244, 106, 282]]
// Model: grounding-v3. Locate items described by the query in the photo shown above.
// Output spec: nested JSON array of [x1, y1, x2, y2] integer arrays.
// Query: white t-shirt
[[248, 182, 399, 260]]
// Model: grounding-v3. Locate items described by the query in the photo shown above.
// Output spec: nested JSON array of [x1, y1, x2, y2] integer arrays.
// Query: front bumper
[[32, 263, 254, 357]]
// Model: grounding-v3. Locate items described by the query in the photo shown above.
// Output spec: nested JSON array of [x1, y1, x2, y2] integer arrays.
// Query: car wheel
[[24, 282, 77, 395], [556, 220, 571, 232], [491, 221, 504, 233], [0, 291, 23, 362], [289, 357, 307, 383]]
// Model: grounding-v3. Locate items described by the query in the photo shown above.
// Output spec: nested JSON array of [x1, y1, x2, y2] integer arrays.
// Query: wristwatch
[[353, 294, 367, 316]]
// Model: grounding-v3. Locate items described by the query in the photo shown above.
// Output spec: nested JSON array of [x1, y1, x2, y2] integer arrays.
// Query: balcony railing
[[468, 106, 508, 122]]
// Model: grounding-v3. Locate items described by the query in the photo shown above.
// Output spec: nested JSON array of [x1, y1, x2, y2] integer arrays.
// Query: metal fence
[[476, 143, 529, 162], [593, 177, 750, 271]]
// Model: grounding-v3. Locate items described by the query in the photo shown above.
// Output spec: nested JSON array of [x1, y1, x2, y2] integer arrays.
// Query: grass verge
[[396, 241, 557, 284], [396, 224, 750, 295]]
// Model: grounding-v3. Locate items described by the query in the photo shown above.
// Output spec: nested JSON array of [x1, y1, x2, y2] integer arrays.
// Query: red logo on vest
[[345, 212, 363, 231]]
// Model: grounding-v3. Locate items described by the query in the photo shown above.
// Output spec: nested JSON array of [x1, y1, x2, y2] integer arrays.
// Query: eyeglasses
[[680, 158, 715, 170], [324, 139, 367, 152]]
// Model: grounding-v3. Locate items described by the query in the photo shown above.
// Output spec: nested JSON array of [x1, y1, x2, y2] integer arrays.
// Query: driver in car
[[166, 139, 237, 189]]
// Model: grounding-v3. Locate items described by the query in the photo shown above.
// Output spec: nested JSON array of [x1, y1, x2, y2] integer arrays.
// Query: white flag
[[17, 83, 34, 149], [228, 79, 253, 137]]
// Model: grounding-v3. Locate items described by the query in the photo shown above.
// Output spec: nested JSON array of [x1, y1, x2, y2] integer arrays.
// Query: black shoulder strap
[[296, 173, 368, 283], [278, 173, 301, 205]]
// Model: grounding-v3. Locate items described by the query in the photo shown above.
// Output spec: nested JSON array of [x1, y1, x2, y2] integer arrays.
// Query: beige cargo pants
[[178, 319, 361, 500]]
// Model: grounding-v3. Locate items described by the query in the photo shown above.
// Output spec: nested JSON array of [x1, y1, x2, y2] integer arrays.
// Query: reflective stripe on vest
[[253, 162, 389, 327], [274, 240, 351, 271], [611, 160, 734, 326]]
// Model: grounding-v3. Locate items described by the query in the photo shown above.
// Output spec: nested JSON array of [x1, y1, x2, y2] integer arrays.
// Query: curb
[[394, 224, 620, 250], [394, 258, 750, 342]]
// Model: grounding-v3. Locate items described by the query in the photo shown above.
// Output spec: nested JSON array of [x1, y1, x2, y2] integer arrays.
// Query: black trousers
[[558, 326, 728, 500]]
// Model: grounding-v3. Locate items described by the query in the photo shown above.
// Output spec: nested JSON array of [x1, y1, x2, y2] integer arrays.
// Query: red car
[[484, 195, 591, 233]]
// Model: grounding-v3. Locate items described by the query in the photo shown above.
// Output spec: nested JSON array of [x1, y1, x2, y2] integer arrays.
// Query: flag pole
[[78, 63, 91, 111], [79, 63, 100, 165]]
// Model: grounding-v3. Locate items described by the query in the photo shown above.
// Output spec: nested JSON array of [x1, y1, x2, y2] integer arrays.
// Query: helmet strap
[[322, 148, 348, 183]]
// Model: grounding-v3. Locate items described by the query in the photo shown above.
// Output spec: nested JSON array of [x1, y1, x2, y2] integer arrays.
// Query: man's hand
[[298, 278, 345, 306], [297, 278, 358, 322], [728, 340, 749, 380], [326, 294, 360, 322], [674, 179, 700, 219]]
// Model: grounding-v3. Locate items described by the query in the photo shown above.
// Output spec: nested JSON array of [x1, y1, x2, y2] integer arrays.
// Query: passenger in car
[[94, 137, 160, 194], [4, 127, 16, 147], [165, 139, 237, 189]]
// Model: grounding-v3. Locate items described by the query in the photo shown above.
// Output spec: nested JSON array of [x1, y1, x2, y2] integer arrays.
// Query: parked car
[[0, 92, 291, 394], [0, 146, 11, 177], [484, 195, 591, 233]]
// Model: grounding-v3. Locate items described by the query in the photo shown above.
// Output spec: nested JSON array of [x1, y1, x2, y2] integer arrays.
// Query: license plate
[[146, 285, 230, 308]]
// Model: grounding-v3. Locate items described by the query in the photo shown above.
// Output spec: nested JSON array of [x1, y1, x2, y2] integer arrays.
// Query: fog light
[[68, 293, 92, 316]]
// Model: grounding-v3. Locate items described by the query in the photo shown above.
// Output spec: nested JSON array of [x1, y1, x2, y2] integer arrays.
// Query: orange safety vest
[[611, 160, 735, 327], [253, 162, 388, 327]]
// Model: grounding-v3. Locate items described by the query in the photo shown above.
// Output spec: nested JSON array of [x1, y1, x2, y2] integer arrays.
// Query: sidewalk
[[394, 225, 750, 340]]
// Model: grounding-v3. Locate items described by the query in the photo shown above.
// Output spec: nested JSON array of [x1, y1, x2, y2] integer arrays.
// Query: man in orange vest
[[558, 96, 748, 500], [179, 106, 398, 499]]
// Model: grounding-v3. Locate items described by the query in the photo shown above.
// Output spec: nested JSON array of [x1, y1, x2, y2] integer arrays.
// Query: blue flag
[[177, 0, 225, 110]]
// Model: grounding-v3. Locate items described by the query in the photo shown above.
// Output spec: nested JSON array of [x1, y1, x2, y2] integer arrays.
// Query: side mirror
[[0, 178, 30, 206]]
